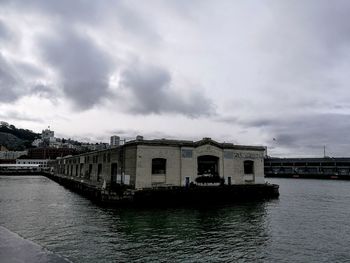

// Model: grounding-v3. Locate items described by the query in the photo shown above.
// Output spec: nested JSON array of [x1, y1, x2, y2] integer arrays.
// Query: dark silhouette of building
[[28, 148, 77, 160]]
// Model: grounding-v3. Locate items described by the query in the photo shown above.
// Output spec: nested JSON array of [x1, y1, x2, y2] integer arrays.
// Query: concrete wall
[[232, 149, 265, 184], [124, 146, 137, 186], [133, 143, 265, 189], [55, 148, 123, 187], [135, 145, 181, 189]]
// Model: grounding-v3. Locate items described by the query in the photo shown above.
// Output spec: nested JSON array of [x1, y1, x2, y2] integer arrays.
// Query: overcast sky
[[1, 1, 350, 157]]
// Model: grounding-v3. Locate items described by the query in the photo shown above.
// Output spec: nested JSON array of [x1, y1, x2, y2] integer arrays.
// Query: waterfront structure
[[265, 157, 350, 179], [52, 137, 266, 189]]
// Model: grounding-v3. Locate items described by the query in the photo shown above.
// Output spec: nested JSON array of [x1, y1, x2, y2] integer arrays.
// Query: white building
[[16, 159, 49, 168], [110, 136, 120, 147], [42, 128, 54, 140]]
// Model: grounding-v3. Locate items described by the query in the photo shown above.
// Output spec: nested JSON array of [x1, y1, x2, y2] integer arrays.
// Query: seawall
[[45, 173, 279, 206]]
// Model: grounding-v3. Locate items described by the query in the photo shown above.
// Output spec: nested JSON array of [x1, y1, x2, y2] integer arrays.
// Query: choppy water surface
[[1, 176, 350, 262]]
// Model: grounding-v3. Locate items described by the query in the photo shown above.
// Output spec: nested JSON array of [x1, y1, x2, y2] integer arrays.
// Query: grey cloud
[[263, 1, 350, 87], [255, 113, 350, 156], [0, 110, 42, 122], [0, 20, 12, 41], [214, 116, 273, 128], [30, 83, 57, 99], [40, 28, 114, 110], [120, 63, 215, 117], [15, 61, 45, 78], [0, 54, 22, 102], [213, 116, 237, 124], [2, 0, 161, 44]]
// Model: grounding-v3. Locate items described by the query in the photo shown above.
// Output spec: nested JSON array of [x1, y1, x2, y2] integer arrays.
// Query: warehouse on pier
[[52, 137, 266, 189]]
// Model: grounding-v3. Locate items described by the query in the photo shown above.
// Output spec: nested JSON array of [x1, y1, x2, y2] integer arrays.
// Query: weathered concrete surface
[[0, 226, 70, 263]]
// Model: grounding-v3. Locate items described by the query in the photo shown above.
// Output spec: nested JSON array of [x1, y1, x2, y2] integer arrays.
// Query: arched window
[[244, 160, 254, 174], [152, 158, 166, 174]]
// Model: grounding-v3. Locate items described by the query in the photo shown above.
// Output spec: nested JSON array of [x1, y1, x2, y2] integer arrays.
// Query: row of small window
[[19, 162, 47, 166], [152, 159, 255, 175], [86, 153, 111, 163], [63, 153, 112, 165], [60, 163, 103, 181]]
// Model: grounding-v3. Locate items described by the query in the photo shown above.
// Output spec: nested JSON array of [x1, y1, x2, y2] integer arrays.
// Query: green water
[[0, 176, 350, 262]]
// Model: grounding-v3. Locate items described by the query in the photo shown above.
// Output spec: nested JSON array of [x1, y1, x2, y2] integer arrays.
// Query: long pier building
[[52, 137, 266, 190], [265, 157, 350, 179]]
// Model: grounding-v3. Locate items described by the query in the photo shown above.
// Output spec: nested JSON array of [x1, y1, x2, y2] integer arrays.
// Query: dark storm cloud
[[120, 63, 215, 117], [39, 28, 114, 110]]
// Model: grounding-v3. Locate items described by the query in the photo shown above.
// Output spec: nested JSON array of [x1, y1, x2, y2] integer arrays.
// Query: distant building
[[265, 157, 350, 177], [28, 148, 76, 160], [42, 128, 54, 140], [110, 136, 120, 147]]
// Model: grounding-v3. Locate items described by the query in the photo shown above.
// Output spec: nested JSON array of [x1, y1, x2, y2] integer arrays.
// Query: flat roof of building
[[125, 138, 266, 151]]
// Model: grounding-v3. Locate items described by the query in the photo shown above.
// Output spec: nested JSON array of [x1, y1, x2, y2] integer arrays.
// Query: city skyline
[[1, 1, 350, 157]]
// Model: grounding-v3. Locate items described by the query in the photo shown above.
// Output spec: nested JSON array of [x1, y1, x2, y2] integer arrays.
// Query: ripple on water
[[1, 176, 350, 262]]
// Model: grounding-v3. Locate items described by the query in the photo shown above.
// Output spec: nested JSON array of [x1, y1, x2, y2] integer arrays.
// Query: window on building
[[152, 158, 166, 174], [88, 164, 92, 179], [181, 149, 193, 158], [80, 163, 84, 177], [97, 164, 102, 182], [244, 160, 254, 174]]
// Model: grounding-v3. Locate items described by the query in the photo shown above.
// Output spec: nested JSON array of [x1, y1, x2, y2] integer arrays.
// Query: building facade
[[52, 138, 266, 189]]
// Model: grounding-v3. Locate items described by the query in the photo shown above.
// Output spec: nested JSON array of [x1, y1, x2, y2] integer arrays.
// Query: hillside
[[0, 122, 40, 150]]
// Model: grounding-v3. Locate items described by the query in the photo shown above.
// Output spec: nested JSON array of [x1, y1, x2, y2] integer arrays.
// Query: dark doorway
[[244, 160, 254, 174], [111, 163, 118, 187], [185, 177, 190, 187], [97, 164, 102, 182]]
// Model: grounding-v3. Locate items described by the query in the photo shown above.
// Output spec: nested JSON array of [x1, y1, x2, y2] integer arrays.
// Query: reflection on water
[[1, 176, 350, 262]]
